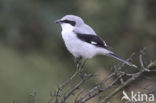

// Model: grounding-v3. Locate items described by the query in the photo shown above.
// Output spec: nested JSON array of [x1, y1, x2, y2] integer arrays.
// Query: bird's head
[[56, 15, 85, 30]]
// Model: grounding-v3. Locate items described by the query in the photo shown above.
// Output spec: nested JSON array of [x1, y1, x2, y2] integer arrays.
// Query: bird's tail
[[108, 53, 137, 68]]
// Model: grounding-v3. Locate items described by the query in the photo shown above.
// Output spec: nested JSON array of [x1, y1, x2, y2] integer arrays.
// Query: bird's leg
[[74, 57, 89, 78], [74, 56, 82, 70]]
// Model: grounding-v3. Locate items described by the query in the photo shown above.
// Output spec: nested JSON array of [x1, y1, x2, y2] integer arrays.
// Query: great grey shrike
[[56, 15, 137, 68]]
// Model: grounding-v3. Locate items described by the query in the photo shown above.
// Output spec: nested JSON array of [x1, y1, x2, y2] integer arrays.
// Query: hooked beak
[[55, 19, 61, 24]]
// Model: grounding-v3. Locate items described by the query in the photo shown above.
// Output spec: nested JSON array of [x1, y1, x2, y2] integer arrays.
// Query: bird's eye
[[61, 20, 76, 26]]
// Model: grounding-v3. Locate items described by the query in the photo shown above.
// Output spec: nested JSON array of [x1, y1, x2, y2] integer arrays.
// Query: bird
[[55, 15, 137, 68]]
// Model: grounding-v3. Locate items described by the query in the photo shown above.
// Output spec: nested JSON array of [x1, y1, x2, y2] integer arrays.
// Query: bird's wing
[[75, 32, 107, 48], [73, 24, 96, 35]]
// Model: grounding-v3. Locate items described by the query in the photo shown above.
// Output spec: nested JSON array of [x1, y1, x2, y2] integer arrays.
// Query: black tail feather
[[109, 53, 137, 68]]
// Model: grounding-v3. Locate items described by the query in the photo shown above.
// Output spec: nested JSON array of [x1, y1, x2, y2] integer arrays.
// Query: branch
[[61, 73, 94, 103], [100, 54, 156, 103], [76, 72, 116, 103], [52, 59, 92, 103], [52, 52, 156, 103], [76, 53, 136, 103], [53, 70, 79, 103]]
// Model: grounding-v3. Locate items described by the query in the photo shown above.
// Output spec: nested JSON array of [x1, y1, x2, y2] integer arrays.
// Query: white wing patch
[[103, 41, 107, 47], [91, 41, 97, 45]]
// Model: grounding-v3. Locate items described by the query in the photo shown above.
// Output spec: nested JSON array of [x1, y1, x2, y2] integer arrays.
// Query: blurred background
[[0, 0, 156, 103]]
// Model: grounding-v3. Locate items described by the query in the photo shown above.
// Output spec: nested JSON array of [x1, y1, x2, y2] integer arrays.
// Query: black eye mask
[[61, 20, 76, 26]]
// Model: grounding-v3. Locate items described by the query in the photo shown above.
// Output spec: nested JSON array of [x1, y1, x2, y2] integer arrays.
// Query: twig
[[78, 72, 115, 101], [147, 61, 156, 69], [77, 73, 123, 103], [75, 89, 84, 102], [28, 91, 37, 103], [54, 70, 79, 103], [100, 72, 142, 103], [61, 73, 94, 103]]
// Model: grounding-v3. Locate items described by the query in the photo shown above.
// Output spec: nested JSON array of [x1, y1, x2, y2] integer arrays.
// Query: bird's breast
[[62, 32, 78, 48], [61, 31, 97, 58]]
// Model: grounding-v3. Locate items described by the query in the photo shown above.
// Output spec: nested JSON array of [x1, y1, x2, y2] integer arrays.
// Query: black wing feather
[[76, 33, 107, 48]]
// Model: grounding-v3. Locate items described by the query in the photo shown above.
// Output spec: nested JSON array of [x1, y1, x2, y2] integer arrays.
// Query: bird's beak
[[55, 20, 61, 24]]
